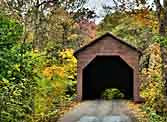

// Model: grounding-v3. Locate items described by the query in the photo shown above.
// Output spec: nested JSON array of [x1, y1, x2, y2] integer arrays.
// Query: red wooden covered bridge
[[74, 32, 142, 102]]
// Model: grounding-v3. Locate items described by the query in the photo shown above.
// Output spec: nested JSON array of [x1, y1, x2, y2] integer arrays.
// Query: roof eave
[[74, 32, 142, 57]]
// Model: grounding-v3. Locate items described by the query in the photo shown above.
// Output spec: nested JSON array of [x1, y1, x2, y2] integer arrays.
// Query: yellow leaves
[[42, 67, 53, 78], [42, 48, 77, 84], [14, 64, 20, 71], [59, 49, 77, 80], [67, 34, 79, 41], [141, 43, 167, 113], [59, 49, 74, 59], [53, 82, 64, 96], [38, 65, 67, 114], [59, 49, 77, 70], [128, 101, 149, 122], [132, 9, 158, 32], [42, 66, 65, 79], [144, 43, 162, 72]]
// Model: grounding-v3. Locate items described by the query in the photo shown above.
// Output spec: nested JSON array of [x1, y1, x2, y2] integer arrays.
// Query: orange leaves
[[42, 67, 53, 78], [133, 9, 150, 25], [42, 66, 65, 80], [132, 9, 158, 32]]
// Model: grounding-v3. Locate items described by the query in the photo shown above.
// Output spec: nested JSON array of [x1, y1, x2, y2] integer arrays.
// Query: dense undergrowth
[[0, 13, 77, 122], [140, 42, 167, 122]]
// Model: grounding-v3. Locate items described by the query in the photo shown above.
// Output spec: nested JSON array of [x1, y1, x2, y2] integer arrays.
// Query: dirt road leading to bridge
[[59, 100, 138, 122]]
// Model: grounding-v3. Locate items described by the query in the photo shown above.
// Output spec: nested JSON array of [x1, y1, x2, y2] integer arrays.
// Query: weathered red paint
[[74, 32, 142, 102]]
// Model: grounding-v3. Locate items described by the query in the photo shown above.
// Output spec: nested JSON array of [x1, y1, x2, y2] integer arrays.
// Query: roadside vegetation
[[1, 0, 167, 122]]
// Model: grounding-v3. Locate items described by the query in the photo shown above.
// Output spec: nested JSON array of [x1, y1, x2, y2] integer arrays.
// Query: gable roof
[[74, 32, 142, 57]]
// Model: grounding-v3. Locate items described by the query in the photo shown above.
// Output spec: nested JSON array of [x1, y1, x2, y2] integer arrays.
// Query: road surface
[[59, 100, 138, 122]]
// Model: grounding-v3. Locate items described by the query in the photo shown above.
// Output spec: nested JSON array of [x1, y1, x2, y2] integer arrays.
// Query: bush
[[32, 49, 77, 121], [101, 88, 124, 100], [141, 43, 167, 121], [141, 43, 167, 113], [59, 49, 77, 97], [0, 13, 37, 122]]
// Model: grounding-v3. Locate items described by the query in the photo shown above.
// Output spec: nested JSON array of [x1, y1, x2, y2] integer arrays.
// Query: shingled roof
[[74, 32, 142, 57]]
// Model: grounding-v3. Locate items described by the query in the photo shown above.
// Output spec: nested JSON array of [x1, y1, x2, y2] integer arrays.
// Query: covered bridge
[[74, 32, 142, 102]]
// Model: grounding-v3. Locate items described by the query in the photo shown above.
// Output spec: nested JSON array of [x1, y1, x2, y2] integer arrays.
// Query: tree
[[0, 12, 40, 122], [103, 0, 167, 36], [2, 0, 95, 50], [46, 8, 80, 57], [154, 0, 167, 36], [97, 11, 156, 49]]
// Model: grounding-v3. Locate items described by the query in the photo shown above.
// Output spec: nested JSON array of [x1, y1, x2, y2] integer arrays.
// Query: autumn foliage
[[140, 43, 167, 121]]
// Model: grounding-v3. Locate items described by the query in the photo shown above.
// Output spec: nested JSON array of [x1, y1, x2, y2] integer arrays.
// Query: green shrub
[[0, 13, 42, 122], [101, 88, 124, 100]]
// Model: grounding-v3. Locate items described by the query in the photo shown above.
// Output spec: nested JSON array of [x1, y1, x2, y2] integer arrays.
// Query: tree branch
[[35, 0, 57, 8]]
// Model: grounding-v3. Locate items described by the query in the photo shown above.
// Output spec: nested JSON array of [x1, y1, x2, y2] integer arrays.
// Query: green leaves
[[97, 11, 155, 49], [152, 35, 167, 48], [0, 13, 23, 49], [0, 13, 39, 122], [101, 88, 125, 100]]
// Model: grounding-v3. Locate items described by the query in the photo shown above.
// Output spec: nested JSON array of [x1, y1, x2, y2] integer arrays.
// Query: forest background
[[1, 0, 167, 121]]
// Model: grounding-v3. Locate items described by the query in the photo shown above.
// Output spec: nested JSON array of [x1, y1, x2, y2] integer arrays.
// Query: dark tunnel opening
[[82, 56, 133, 100]]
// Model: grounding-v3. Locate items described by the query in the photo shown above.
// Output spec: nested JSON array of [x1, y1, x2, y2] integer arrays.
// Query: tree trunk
[[155, 0, 167, 36], [155, 0, 167, 95], [160, 47, 167, 95]]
